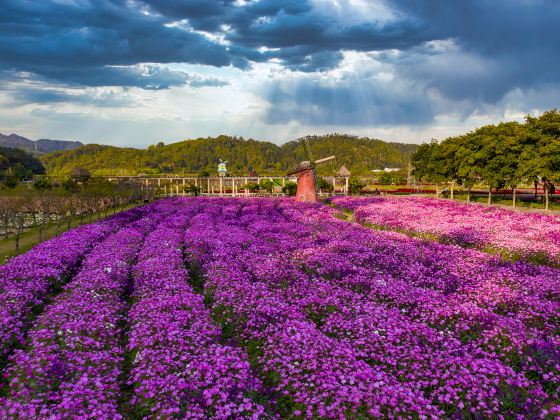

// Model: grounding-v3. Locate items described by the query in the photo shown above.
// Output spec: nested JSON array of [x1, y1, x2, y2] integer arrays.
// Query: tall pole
[[407, 161, 412, 186]]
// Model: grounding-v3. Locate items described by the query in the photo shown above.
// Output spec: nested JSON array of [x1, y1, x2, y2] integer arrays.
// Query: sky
[[0, 0, 559, 147]]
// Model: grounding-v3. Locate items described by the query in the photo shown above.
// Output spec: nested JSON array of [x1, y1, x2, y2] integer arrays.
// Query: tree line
[[412, 110, 560, 209], [0, 177, 146, 254]]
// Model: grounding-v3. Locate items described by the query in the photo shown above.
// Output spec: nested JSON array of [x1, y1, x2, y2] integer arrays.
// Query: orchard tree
[[411, 140, 448, 196], [439, 136, 463, 199], [522, 110, 560, 209]]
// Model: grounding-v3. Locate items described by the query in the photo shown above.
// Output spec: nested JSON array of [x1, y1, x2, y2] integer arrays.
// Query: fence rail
[[97, 176, 351, 197]]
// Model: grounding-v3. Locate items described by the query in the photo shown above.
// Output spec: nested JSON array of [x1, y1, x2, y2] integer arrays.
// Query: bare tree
[[12, 197, 26, 254], [0, 197, 13, 240]]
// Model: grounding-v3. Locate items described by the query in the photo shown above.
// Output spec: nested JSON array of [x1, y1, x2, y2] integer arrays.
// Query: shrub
[[33, 177, 52, 192], [348, 177, 364, 195], [244, 182, 261, 193], [282, 181, 297, 196], [259, 179, 274, 193], [4, 176, 18, 189], [185, 185, 202, 196], [317, 178, 334, 193]]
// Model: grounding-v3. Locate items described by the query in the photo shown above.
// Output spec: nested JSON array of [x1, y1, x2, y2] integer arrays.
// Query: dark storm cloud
[[0, 0, 245, 88], [141, 0, 427, 70], [10, 87, 133, 107], [25, 65, 229, 90], [139, 0, 560, 104], [0, 0, 428, 87], [384, 0, 560, 102], [0, 0, 558, 119]]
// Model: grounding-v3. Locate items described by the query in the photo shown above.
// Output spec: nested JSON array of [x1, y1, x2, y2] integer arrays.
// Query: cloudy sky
[[0, 0, 559, 147]]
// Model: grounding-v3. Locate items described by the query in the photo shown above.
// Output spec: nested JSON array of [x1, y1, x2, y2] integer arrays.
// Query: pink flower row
[[333, 196, 560, 263]]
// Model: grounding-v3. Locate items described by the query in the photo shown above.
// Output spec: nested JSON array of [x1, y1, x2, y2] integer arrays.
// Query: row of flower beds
[[0, 205, 148, 362], [332, 196, 560, 265], [0, 197, 557, 417], [184, 198, 558, 418], [124, 203, 265, 417], [0, 200, 187, 417], [0, 220, 155, 416]]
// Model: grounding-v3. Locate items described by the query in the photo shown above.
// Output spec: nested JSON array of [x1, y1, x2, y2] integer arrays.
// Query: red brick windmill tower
[[288, 137, 335, 202]]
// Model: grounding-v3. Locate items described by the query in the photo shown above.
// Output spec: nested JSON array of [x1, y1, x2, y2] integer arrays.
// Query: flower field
[[333, 196, 560, 264], [0, 197, 559, 418]]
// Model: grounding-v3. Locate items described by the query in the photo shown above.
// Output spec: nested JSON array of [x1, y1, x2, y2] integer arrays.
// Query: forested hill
[[0, 146, 45, 179], [40, 134, 418, 176]]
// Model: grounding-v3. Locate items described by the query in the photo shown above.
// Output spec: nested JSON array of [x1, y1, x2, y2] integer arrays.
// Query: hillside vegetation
[[40, 134, 418, 176], [0, 146, 45, 179]]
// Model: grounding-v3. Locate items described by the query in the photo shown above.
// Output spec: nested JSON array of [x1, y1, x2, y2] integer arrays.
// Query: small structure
[[337, 165, 351, 177], [217, 159, 228, 177], [371, 167, 401, 173], [287, 138, 335, 202], [71, 167, 91, 182]]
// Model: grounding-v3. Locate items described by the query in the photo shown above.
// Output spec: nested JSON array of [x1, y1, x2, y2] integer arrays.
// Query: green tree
[[282, 181, 297, 196], [348, 177, 364, 195], [411, 140, 447, 196], [259, 179, 274, 193], [33, 177, 52, 192], [317, 177, 334, 193], [521, 110, 560, 209], [378, 172, 393, 185]]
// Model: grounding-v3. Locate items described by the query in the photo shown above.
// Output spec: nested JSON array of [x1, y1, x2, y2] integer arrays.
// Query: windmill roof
[[337, 165, 351, 176]]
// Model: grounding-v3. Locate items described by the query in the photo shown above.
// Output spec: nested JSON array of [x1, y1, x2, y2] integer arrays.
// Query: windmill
[[217, 159, 228, 177], [288, 137, 335, 202]]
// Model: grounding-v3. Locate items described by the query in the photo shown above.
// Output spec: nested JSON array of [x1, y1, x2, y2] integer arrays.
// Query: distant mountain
[[40, 134, 419, 176], [0, 132, 84, 155]]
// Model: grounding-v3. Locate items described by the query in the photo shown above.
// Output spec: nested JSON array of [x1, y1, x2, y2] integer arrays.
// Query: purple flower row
[[287, 201, 560, 415], [184, 198, 558, 417], [0, 213, 160, 418], [1, 197, 557, 417], [0, 207, 145, 362], [185, 200, 439, 417], [125, 207, 266, 418]]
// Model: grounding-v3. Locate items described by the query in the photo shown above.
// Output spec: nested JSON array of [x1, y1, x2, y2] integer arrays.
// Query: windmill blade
[[315, 155, 335, 165], [302, 137, 315, 164]]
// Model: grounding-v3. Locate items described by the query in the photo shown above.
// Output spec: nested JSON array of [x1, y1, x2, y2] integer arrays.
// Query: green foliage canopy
[[40, 134, 417, 177], [412, 110, 560, 189]]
